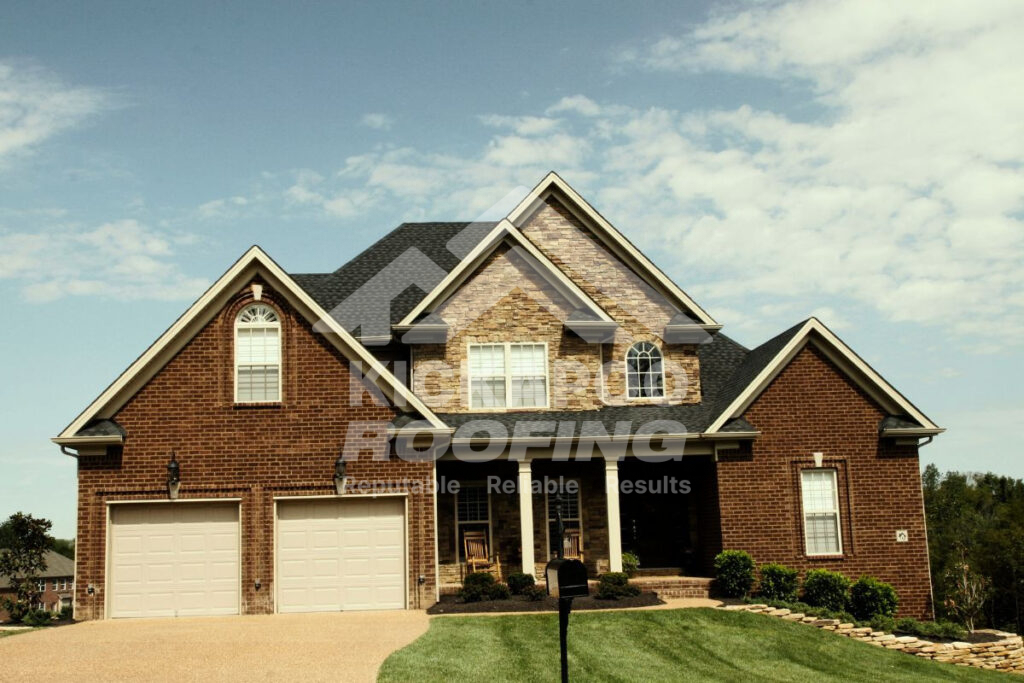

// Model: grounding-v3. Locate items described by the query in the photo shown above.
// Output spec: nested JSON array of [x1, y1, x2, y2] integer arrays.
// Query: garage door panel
[[277, 498, 405, 613], [109, 503, 239, 618]]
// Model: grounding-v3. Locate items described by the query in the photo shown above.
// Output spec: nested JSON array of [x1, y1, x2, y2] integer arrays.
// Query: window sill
[[804, 553, 846, 560], [233, 402, 284, 409]]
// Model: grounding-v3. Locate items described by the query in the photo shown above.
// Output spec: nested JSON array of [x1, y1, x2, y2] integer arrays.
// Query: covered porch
[[436, 455, 722, 592]]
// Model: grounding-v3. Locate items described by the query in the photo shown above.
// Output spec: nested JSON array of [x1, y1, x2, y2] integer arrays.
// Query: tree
[[50, 538, 75, 560], [0, 513, 54, 623], [944, 556, 990, 632]]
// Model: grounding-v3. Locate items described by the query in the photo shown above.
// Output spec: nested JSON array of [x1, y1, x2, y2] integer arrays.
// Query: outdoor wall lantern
[[167, 451, 181, 500], [333, 454, 348, 495], [545, 495, 589, 683]]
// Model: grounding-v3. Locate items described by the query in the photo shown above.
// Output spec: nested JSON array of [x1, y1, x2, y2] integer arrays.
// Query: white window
[[468, 343, 548, 409], [36, 580, 45, 593], [626, 342, 664, 399], [546, 479, 582, 559], [456, 483, 491, 561], [801, 469, 843, 555], [61, 579, 68, 590], [235, 304, 281, 403]]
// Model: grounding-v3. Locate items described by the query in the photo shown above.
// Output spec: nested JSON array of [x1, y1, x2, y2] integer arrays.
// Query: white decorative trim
[[705, 318, 941, 434], [506, 172, 718, 326], [396, 219, 613, 328], [56, 246, 451, 440]]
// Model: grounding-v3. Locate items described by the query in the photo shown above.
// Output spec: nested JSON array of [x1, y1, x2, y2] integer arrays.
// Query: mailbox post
[[545, 495, 588, 683]]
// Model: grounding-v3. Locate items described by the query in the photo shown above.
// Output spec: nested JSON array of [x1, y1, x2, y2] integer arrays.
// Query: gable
[[507, 172, 719, 328], [706, 318, 941, 435], [55, 246, 448, 444], [434, 241, 578, 333]]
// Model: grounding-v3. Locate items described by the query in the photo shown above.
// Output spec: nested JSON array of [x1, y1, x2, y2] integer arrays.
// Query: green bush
[[21, 609, 52, 627], [522, 585, 547, 602], [459, 572, 510, 602], [595, 572, 641, 600], [758, 563, 799, 602], [713, 550, 756, 598], [58, 605, 73, 621], [849, 576, 899, 621], [506, 572, 535, 595], [894, 617, 967, 640], [870, 615, 897, 632], [622, 552, 640, 577], [802, 569, 851, 612]]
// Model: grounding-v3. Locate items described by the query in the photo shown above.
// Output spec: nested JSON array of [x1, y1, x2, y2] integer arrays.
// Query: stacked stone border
[[723, 604, 1024, 674]]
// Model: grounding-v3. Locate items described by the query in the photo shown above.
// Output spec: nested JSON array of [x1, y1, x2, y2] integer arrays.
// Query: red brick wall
[[74, 281, 436, 620], [716, 344, 932, 618]]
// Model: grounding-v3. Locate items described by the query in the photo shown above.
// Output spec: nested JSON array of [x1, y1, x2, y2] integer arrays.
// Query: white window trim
[[454, 481, 493, 562], [801, 468, 844, 557], [544, 479, 583, 561], [624, 341, 666, 402], [466, 342, 550, 410], [234, 303, 283, 404]]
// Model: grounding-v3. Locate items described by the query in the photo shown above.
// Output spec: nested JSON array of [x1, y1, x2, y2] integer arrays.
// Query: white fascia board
[[881, 428, 946, 437], [706, 318, 941, 434], [506, 172, 719, 326], [395, 218, 613, 327], [51, 435, 124, 446], [57, 246, 450, 439]]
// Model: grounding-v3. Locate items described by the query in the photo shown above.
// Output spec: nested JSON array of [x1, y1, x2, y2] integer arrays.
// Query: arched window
[[625, 341, 664, 399], [235, 304, 281, 402]]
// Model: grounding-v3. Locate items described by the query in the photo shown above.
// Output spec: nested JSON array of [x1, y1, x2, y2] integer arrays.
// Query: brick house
[[0, 550, 75, 622], [54, 172, 942, 620]]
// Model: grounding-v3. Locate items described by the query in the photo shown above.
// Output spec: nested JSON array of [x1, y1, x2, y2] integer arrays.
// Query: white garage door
[[109, 502, 240, 618], [276, 497, 406, 613]]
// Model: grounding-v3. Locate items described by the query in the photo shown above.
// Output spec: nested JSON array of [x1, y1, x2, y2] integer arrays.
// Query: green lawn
[[379, 608, 1003, 682]]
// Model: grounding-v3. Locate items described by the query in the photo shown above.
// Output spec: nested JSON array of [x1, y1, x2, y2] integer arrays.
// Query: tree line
[[924, 464, 1024, 633]]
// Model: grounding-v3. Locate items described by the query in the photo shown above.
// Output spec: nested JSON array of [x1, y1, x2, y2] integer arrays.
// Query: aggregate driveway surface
[[0, 610, 429, 682]]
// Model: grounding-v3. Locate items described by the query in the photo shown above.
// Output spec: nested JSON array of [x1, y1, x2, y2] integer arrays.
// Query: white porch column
[[517, 459, 535, 576], [605, 459, 623, 573]]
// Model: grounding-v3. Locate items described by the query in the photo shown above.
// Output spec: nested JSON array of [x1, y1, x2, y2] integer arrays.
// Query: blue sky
[[2, 1, 1022, 538]]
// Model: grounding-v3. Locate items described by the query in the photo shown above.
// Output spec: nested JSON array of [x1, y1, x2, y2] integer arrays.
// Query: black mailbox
[[545, 558, 589, 599]]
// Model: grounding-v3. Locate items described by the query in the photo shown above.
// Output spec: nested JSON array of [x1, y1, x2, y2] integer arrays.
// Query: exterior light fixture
[[333, 454, 348, 495], [167, 451, 181, 500]]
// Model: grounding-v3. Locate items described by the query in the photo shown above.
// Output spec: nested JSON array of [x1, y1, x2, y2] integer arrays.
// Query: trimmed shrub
[[850, 576, 899, 621], [595, 572, 641, 600], [459, 572, 510, 602], [21, 609, 52, 627], [713, 550, 756, 598], [758, 563, 799, 602], [506, 572, 535, 595], [622, 552, 640, 578], [802, 569, 851, 612], [58, 605, 73, 621], [895, 617, 967, 640], [522, 585, 547, 602]]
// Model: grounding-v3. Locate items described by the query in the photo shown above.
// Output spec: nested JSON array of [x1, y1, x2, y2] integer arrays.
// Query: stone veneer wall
[[413, 243, 603, 413], [520, 198, 701, 405], [730, 604, 1024, 674]]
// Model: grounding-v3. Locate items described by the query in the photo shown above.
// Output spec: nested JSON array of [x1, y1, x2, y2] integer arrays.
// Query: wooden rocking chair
[[562, 528, 584, 563], [463, 530, 502, 579]]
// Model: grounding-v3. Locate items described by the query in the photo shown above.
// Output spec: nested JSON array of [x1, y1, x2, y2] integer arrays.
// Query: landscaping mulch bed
[[427, 592, 664, 614]]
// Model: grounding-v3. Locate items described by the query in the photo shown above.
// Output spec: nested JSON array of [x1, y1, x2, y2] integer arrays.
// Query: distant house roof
[[0, 550, 75, 589]]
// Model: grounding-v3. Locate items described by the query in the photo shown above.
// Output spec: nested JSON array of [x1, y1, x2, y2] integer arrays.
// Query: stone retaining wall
[[727, 604, 1024, 674]]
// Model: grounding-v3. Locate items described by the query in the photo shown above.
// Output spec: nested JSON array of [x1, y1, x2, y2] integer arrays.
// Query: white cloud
[[0, 219, 208, 302], [0, 60, 111, 167], [479, 114, 561, 136], [360, 113, 395, 130], [205, 1, 1023, 348]]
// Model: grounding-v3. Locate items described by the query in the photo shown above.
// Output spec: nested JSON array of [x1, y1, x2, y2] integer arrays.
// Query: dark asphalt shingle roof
[[291, 222, 498, 331], [881, 415, 924, 431], [75, 419, 125, 438]]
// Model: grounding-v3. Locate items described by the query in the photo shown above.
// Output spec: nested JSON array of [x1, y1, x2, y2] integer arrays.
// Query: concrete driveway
[[0, 610, 429, 682]]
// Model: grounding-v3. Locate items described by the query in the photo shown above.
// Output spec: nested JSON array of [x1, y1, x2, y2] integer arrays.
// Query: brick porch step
[[440, 575, 713, 600]]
